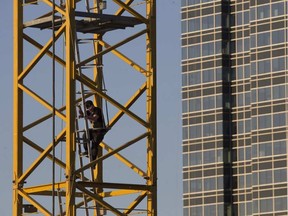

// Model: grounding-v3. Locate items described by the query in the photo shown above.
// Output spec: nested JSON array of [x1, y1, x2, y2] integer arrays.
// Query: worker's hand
[[77, 105, 84, 117]]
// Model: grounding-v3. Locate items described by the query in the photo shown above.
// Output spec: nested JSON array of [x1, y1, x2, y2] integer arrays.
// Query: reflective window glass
[[181, 20, 188, 33], [189, 125, 202, 138], [190, 152, 202, 165], [203, 96, 215, 110], [189, 98, 201, 112], [259, 170, 272, 185], [273, 113, 286, 127], [188, 0, 200, 4], [188, 45, 201, 59], [272, 30, 285, 44], [203, 123, 215, 137], [191, 206, 202, 216], [188, 18, 200, 32], [260, 198, 273, 213], [203, 150, 215, 164], [274, 197, 287, 211], [258, 59, 271, 74], [203, 69, 214, 83], [258, 115, 271, 129], [189, 72, 201, 85], [190, 179, 202, 192], [183, 127, 188, 139], [274, 169, 287, 183], [257, 5, 270, 19], [273, 140, 286, 155], [183, 153, 188, 167], [182, 100, 188, 113], [183, 180, 189, 193], [273, 85, 285, 99], [204, 205, 216, 216], [272, 57, 285, 72], [204, 178, 216, 191], [257, 32, 270, 47], [258, 87, 271, 102], [202, 16, 214, 29], [259, 142, 272, 157], [202, 42, 214, 56], [272, 2, 284, 17]]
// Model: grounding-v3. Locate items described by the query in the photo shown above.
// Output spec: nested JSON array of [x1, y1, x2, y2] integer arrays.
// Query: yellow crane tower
[[13, 0, 156, 215]]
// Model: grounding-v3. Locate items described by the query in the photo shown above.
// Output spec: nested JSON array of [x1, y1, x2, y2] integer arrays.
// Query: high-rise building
[[181, 0, 288, 215]]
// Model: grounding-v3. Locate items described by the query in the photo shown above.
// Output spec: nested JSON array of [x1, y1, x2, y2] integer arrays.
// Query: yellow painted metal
[[18, 24, 66, 81], [13, 0, 23, 215], [100, 142, 146, 177], [13, 0, 157, 215], [65, 0, 76, 215], [23, 182, 66, 194], [76, 74, 149, 127], [146, 0, 157, 215], [99, 40, 149, 75], [19, 190, 51, 215], [18, 129, 66, 183]]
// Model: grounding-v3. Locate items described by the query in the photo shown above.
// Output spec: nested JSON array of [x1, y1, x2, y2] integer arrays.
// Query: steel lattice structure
[[13, 0, 156, 215]]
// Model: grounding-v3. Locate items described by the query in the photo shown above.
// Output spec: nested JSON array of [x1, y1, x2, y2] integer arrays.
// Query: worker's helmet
[[85, 100, 94, 109]]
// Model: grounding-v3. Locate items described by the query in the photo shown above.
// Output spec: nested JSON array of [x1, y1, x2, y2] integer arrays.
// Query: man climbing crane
[[77, 100, 106, 162]]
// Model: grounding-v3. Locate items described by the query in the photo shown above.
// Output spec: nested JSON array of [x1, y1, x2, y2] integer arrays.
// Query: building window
[[188, 0, 200, 5], [203, 69, 214, 83], [259, 170, 272, 185], [191, 206, 202, 216], [190, 178, 202, 192], [259, 142, 272, 157], [203, 96, 215, 110], [188, 18, 200, 32], [190, 152, 202, 165], [203, 150, 216, 164], [271, 2, 284, 17], [202, 16, 214, 29], [204, 178, 216, 191], [273, 140, 286, 155], [183, 180, 189, 193], [189, 98, 201, 112], [188, 45, 201, 59], [189, 71, 201, 85], [272, 30, 285, 44], [183, 153, 188, 167], [273, 113, 286, 127], [202, 42, 215, 56], [272, 57, 285, 72], [189, 125, 202, 138], [257, 5, 270, 20], [274, 169, 287, 183], [260, 198, 273, 213], [272, 85, 285, 99], [258, 87, 271, 102], [257, 32, 270, 47], [204, 204, 216, 216], [203, 123, 215, 137], [274, 197, 287, 211], [258, 115, 271, 129]]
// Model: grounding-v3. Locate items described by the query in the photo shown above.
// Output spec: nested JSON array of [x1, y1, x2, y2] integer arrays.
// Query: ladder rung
[[77, 38, 99, 44], [79, 63, 103, 68]]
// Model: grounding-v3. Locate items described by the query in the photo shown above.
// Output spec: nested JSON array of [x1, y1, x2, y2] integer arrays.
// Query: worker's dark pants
[[83, 129, 104, 161]]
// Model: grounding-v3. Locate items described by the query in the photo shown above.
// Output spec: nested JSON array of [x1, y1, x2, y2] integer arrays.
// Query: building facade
[[181, 0, 288, 215]]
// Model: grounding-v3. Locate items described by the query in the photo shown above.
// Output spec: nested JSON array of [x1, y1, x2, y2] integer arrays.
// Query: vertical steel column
[[13, 0, 23, 215], [65, 1, 77, 215], [146, 0, 157, 215]]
